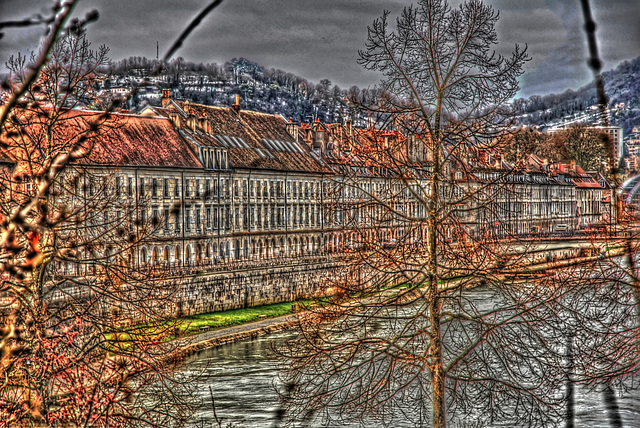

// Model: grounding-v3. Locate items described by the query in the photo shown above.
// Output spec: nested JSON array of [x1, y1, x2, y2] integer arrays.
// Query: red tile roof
[[1, 108, 202, 168], [154, 101, 327, 174], [86, 114, 201, 168]]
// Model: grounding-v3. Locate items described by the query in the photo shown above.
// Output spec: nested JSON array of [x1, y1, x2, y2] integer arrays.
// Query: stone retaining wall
[[173, 257, 339, 316]]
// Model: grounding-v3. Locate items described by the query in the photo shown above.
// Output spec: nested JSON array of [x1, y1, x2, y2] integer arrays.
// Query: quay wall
[[172, 256, 340, 316]]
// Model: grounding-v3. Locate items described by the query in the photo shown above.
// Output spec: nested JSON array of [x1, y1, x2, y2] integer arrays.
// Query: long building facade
[[1, 95, 614, 287]]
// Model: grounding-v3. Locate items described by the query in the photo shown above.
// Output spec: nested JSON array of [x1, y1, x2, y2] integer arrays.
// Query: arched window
[[164, 246, 170, 266], [175, 245, 182, 266]]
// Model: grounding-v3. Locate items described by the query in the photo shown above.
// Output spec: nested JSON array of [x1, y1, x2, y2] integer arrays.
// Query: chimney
[[570, 160, 576, 172], [198, 110, 210, 133], [301, 123, 313, 149], [169, 111, 180, 128], [186, 110, 197, 132], [346, 118, 352, 137], [286, 117, 299, 142], [232, 94, 241, 112], [313, 119, 324, 152], [182, 100, 196, 131], [161, 89, 171, 107]]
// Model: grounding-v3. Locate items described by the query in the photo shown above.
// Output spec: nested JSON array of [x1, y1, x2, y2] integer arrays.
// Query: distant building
[[0, 94, 615, 309]]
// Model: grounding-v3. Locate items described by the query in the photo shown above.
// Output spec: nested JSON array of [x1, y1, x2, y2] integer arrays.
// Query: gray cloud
[[0, 0, 638, 97]]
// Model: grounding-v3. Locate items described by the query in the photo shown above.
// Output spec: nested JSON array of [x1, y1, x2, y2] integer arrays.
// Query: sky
[[0, 0, 638, 99]]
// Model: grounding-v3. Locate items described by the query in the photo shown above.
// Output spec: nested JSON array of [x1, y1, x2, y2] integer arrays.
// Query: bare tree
[[273, 2, 609, 427], [550, 124, 609, 173], [278, 1, 640, 426], [0, 11, 195, 428]]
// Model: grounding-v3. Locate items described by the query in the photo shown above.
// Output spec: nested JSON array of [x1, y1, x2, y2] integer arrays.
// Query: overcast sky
[[0, 0, 638, 98]]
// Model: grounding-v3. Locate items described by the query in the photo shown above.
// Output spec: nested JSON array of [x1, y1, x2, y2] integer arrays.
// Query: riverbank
[[173, 312, 300, 358], [170, 244, 627, 358]]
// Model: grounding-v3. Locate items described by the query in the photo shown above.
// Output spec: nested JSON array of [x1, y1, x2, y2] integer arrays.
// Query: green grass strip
[[174, 300, 311, 338]]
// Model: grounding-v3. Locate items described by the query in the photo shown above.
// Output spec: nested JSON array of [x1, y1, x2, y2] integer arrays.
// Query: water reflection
[[184, 331, 293, 427], [182, 330, 640, 427]]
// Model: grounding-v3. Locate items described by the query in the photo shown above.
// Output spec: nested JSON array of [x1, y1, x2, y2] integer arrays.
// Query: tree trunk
[[430, 293, 446, 428]]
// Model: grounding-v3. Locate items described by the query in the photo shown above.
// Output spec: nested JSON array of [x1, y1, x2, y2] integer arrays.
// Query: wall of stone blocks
[[173, 259, 338, 316]]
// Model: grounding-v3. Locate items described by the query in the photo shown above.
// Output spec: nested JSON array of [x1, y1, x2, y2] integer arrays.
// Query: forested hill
[[107, 56, 377, 125], [513, 56, 640, 134], [108, 55, 639, 133]]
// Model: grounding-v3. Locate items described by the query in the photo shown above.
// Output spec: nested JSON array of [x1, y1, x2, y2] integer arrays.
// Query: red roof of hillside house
[[1, 108, 202, 168], [144, 100, 327, 173], [572, 165, 602, 188]]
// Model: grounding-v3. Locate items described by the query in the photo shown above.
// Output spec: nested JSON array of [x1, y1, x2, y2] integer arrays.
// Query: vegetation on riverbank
[[173, 300, 311, 338]]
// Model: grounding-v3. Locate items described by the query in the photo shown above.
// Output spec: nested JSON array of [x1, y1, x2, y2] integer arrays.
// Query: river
[[181, 328, 640, 428]]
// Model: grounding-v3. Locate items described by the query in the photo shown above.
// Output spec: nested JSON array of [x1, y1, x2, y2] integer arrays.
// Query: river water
[[181, 329, 640, 428]]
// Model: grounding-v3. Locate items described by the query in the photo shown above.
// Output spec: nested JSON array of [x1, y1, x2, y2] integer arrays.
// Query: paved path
[[173, 313, 300, 356]]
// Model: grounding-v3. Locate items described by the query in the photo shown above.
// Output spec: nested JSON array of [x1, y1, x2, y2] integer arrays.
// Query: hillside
[[513, 56, 640, 133], [106, 56, 376, 126], [105, 55, 640, 134]]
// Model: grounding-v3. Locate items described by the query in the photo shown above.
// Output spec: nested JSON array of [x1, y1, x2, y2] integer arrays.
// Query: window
[[152, 178, 158, 198], [139, 179, 145, 197], [174, 178, 180, 197], [206, 207, 211, 228], [164, 209, 169, 230], [185, 208, 191, 232], [116, 176, 122, 198], [195, 208, 201, 230], [185, 180, 190, 198], [243, 207, 248, 230], [195, 179, 201, 198], [163, 178, 169, 198]]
